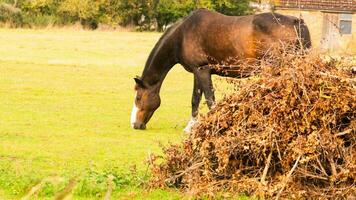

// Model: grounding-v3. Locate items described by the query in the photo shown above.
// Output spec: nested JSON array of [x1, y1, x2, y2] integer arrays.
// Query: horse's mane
[[141, 9, 209, 81], [142, 18, 186, 78]]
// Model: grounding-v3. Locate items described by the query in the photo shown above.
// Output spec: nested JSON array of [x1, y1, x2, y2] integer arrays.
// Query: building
[[257, 0, 356, 54]]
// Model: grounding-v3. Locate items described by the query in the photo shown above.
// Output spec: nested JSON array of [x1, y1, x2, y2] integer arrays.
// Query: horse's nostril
[[140, 124, 146, 130], [133, 123, 146, 130]]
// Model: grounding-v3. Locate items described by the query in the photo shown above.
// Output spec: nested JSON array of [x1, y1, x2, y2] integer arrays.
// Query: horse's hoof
[[183, 126, 191, 133], [183, 117, 197, 133]]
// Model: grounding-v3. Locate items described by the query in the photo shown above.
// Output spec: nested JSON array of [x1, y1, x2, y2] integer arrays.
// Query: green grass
[[0, 28, 195, 199]]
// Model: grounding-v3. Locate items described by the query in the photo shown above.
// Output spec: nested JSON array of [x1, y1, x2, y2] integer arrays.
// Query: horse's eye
[[136, 96, 141, 101]]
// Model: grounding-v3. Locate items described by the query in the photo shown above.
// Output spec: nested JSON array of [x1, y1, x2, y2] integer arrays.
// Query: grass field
[[0, 28, 200, 199]]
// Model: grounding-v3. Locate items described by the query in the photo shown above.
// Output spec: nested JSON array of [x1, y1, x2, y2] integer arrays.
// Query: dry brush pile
[[149, 51, 356, 199]]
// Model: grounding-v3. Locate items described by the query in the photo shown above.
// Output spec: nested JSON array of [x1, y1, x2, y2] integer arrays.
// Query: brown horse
[[131, 9, 311, 130]]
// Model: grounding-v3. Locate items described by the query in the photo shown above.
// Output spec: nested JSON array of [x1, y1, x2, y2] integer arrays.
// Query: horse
[[130, 9, 311, 130]]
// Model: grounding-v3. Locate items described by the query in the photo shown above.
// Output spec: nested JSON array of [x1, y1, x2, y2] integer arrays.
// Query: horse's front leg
[[192, 74, 203, 117], [184, 67, 215, 133], [184, 74, 203, 133]]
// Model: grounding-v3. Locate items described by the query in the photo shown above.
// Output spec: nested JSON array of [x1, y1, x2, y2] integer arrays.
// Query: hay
[[149, 51, 356, 199]]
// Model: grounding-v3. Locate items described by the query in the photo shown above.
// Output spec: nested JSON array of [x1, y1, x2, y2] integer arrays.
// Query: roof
[[274, 0, 356, 12]]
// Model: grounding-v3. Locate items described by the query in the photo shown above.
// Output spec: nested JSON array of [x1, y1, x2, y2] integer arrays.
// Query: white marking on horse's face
[[131, 93, 138, 127]]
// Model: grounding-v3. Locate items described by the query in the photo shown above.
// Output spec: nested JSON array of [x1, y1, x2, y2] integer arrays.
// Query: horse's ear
[[134, 77, 146, 88]]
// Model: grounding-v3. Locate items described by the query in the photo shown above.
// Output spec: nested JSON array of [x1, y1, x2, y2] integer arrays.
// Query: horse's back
[[177, 10, 311, 67], [179, 10, 255, 66], [252, 12, 311, 49]]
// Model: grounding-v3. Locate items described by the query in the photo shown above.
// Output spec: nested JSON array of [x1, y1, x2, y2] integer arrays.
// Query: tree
[[0, 0, 255, 30], [154, 0, 214, 31], [59, 0, 101, 29], [212, 0, 253, 16]]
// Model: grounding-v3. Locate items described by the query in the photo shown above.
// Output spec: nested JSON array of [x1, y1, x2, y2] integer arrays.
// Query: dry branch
[[103, 175, 114, 200], [149, 50, 356, 199], [54, 178, 77, 200], [261, 149, 273, 185], [276, 154, 302, 200]]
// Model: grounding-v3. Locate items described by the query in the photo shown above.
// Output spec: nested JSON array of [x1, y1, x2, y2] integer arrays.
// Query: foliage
[[212, 0, 253, 16], [59, 0, 101, 28], [149, 49, 356, 198], [0, 0, 255, 30], [0, 5, 22, 27]]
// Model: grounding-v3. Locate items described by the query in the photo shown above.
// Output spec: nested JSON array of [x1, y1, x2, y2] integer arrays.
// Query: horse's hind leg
[[196, 67, 215, 109], [184, 74, 202, 133]]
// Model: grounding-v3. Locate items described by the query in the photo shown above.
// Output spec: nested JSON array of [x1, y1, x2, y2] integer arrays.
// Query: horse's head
[[131, 77, 161, 130]]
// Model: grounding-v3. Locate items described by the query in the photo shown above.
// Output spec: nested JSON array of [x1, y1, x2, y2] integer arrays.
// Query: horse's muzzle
[[132, 122, 146, 130]]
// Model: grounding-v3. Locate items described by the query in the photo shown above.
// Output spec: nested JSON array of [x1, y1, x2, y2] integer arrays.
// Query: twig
[[296, 169, 328, 180], [336, 129, 352, 137], [316, 157, 328, 177], [271, 12, 283, 26], [261, 149, 273, 185], [165, 162, 204, 184], [21, 181, 44, 200], [276, 154, 302, 200], [294, 26, 304, 52], [54, 178, 77, 200], [325, 16, 342, 34], [22, 176, 64, 200], [328, 157, 338, 180], [103, 175, 114, 200], [319, 72, 355, 84], [275, 140, 282, 161]]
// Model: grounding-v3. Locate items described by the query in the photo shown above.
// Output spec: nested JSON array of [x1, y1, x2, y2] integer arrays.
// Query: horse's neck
[[141, 36, 178, 89]]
